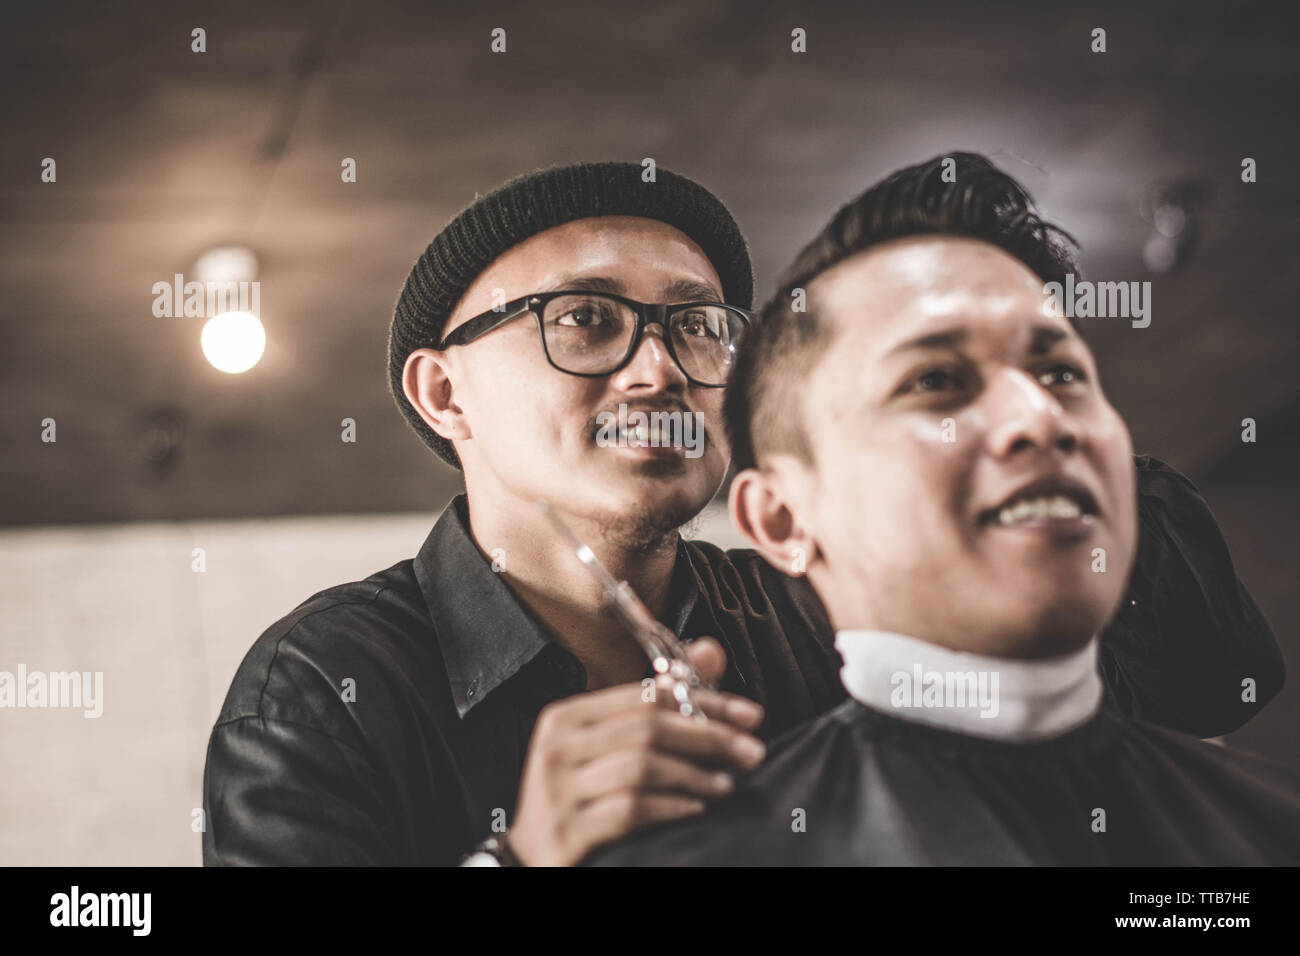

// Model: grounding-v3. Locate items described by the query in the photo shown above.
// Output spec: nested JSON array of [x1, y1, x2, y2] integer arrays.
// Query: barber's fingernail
[[732, 736, 766, 765], [710, 772, 734, 793], [728, 698, 764, 723]]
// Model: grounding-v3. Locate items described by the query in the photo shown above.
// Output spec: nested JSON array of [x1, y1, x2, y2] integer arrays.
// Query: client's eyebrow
[[1027, 325, 1070, 354], [883, 328, 968, 357], [883, 324, 1073, 358]]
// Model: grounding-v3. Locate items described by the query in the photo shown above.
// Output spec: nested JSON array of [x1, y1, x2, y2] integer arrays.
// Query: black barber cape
[[203, 457, 1283, 865], [588, 699, 1300, 866]]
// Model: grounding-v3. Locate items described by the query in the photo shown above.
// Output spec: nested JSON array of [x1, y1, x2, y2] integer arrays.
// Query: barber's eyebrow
[[552, 275, 624, 294], [883, 323, 1074, 358], [547, 275, 723, 302], [663, 278, 724, 303]]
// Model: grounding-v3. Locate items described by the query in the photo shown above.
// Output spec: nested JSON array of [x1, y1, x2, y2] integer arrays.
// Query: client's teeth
[[995, 494, 1085, 525], [1048, 496, 1081, 518]]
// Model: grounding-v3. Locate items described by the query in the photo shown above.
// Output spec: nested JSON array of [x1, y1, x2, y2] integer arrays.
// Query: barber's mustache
[[585, 399, 709, 440]]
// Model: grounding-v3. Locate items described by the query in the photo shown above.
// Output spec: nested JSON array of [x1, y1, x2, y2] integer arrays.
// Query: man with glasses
[[202, 161, 1282, 866]]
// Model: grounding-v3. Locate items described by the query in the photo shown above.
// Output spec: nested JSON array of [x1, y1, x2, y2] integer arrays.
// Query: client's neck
[[835, 629, 1103, 743]]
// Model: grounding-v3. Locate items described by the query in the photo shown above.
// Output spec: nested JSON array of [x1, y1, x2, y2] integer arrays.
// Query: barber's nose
[[984, 368, 1079, 459], [609, 324, 688, 393]]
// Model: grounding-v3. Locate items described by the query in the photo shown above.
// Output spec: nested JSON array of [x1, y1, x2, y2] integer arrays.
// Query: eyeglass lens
[[539, 293, 743, 384]]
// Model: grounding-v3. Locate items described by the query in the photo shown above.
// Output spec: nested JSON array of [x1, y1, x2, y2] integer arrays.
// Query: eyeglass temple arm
[[437, 299, 534, 348]]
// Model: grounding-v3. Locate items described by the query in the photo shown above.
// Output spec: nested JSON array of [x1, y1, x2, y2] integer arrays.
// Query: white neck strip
[[835, 630, 1102, 742]]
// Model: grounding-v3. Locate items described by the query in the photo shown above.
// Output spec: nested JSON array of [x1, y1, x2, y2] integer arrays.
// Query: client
[[589, 153, 1300, 865]]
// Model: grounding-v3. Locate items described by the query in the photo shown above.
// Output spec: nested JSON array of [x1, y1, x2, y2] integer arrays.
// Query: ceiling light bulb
[[201, 311, 266, 374]]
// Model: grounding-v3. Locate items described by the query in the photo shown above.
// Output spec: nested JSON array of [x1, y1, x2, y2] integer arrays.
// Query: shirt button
[[467, 678, 480, 698]]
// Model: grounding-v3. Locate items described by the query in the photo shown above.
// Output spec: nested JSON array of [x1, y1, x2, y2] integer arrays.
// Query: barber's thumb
[[684, 636, 727, 687]]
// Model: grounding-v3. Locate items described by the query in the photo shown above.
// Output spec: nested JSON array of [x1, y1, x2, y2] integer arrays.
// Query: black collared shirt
[[202, 494, 844, 866], [202, 457, 1283, 865]]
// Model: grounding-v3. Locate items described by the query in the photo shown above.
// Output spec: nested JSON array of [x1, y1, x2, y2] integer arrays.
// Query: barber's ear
[[403, 349, 472, 443], [729, 467, 818, 577]]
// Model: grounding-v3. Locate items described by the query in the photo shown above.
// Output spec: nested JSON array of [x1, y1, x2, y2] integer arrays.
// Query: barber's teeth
[[995, 495, 1082, 526], [615, 422, 680, 446]]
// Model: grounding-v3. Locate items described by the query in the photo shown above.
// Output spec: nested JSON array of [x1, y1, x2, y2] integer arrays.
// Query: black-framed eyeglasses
[[436, 290, 753, 388]]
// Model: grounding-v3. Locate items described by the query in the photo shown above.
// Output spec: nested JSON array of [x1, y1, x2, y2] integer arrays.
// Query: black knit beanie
[[388, 161, 754, 468]]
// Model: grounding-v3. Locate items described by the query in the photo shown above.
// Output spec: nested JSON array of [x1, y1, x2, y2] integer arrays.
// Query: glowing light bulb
[[201, 311, 266, 374], [194, 245, 259, 283]]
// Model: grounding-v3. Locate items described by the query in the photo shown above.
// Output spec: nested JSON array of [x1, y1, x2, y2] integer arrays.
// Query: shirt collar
[[834, 629, 1102, 742], [415, 494, 708, 718]]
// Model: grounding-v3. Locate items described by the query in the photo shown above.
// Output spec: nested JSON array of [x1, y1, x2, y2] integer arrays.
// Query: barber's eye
[[679, 312, 711, 336], [1038, 363, 1087, 387], [556, 305, 608, 327], [678, 312, 702, 332]]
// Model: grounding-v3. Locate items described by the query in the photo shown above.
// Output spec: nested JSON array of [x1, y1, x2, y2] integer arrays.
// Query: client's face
[[793, 236, 1137, 657]]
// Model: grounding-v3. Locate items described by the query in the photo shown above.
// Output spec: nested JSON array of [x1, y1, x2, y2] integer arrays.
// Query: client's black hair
[[724, 151, 1080, 472]]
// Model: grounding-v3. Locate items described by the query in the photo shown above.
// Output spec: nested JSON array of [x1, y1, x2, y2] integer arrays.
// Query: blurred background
[[1, 0, 1297, 864]]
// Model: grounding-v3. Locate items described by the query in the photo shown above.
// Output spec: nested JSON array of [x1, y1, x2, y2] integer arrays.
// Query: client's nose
[[983, 368, 1079, 459]]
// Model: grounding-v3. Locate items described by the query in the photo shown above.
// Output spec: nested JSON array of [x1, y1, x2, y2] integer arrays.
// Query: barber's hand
[[507, 636, 765, 866]]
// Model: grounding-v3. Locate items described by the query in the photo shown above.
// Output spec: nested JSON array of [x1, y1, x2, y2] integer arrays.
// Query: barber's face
[[793, 236, 1137, 657], [407, 216, 730, 540]]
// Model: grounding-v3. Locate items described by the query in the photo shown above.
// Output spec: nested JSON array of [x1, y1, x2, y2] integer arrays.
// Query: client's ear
[[729, 467, 818, 577], [403, 348, 472, 443]]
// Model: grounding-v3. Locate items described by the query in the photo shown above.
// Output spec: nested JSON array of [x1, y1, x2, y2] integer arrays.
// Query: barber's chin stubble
[[581, 426, 713, 552], [593, 497, 698, 554]]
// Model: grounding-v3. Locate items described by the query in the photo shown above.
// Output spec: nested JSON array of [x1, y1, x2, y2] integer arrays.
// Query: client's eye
[[1037, 363, 1088, 388], [908, 367, 964, 392]]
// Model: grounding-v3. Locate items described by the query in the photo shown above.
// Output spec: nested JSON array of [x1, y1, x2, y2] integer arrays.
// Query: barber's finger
[[552, 671, 761, 731], [568, 749, 735, 804], [548, 682, 661, 727], [572, 791, 708, 858], [684, 635, 727, 687], [651, 674, 764, 729], [574, 707, 766, 769]]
